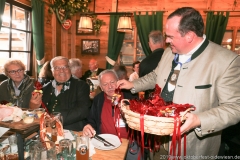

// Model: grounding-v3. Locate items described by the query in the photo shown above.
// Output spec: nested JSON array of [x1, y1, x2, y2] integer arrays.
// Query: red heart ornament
[[62, 19, 72, 30]]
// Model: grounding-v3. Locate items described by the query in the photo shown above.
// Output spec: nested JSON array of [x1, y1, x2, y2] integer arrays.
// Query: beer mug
[[76, 136, 89, 160]]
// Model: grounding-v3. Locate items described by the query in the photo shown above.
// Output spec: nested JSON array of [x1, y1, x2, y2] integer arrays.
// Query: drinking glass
[[34, 108, 45, 118], [76, 136, 89, 160], [29, 140, 56, 160], [58, 139, 73, 160], [51, 112, 64, 142]]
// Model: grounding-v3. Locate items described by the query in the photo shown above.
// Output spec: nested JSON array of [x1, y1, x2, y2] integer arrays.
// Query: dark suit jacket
[[139, 48, 164, 77], [81, 68, 105, 81], [139, 48, 164, 98], [86, 90, 137, 134], [42, 77, 91, 131]]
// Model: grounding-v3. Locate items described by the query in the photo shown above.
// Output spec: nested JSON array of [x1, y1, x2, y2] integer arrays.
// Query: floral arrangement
[[47, 0, 105, 33]]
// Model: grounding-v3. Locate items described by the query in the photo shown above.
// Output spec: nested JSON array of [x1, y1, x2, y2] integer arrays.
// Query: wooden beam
[[112, 0, 117, 12]]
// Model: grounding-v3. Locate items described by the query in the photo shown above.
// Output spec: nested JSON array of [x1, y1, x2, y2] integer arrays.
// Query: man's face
[[7, 64, 24, 85], [100, 72, 118, 99], [75, 68, 82, 78], [165, 16, 188, 54], [52, 59, 71, 83], [89, 60, 97, 71]]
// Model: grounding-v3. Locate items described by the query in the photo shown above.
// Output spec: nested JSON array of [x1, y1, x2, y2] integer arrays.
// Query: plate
[[91, 134, 121, 150]]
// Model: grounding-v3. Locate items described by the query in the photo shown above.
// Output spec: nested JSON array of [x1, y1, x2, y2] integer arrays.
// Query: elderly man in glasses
[[0, 59, 34, 108], [31, 56, 91, 131]]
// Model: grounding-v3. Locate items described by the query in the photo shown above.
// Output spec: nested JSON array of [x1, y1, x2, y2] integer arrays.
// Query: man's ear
[[186, 31, 194, 43]]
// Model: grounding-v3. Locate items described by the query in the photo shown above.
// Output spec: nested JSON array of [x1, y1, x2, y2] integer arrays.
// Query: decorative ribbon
[[41, 102, 49, 115], [140, 114, 144, 159], [168, 116, 186, 160]]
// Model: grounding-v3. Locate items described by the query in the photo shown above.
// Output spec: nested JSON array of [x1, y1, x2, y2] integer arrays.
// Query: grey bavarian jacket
[[132, 39, 240, 158]]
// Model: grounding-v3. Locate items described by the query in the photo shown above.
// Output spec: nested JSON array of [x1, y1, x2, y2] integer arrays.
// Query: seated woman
[[0, 60, 34, 108], [129, 61, 140, 81], [31, 56, 91, 131]]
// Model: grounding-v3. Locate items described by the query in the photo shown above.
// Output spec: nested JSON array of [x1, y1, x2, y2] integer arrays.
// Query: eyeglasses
[[52, 66, 70, 71], [8, 69, 24, 75]]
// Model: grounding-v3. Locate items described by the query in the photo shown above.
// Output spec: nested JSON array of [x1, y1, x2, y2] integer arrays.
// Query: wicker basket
[[120, 99, 190, 136]]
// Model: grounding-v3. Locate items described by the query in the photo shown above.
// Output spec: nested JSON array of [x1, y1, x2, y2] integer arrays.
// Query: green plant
[[47, 0, 105, 33], [91, 15, 106, 34], [48, 0, 91, 23]]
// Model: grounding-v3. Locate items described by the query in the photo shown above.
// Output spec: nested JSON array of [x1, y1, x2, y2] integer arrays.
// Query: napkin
[[0, 127, 9, 144], [89, 139, 96, 157]]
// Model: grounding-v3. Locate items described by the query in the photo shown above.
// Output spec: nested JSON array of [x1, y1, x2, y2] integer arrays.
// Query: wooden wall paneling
[[61, 28, 68, 57], [52, 13, 57, 58], [70, 16, 76, 58], [206, 0, 213, 10], [16, 0, 31, 7], [56, 19, 62, 56]]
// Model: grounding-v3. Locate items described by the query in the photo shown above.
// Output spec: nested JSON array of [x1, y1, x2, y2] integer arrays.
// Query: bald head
[[89, 59, 98, 71]]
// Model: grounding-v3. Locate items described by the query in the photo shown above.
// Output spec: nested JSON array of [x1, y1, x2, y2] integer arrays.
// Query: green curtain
[[106, 15, 125, 69], [0, 0, 6, 31], [205, 11, 229, 45], [134, 11, 163, 56], [31, 0, 45, 73]]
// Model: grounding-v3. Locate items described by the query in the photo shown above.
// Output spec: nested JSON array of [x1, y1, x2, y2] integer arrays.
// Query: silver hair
[[50, 56, 70, 69], [98, 69, 119, 83], [69, 58, 82, 73], [148, 30, 164, 44]]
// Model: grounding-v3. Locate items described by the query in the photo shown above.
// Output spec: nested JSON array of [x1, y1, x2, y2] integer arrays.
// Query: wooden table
[[0, 121, 40, 160], [76, 132, 129, 160], [91, 138, 129, 160]]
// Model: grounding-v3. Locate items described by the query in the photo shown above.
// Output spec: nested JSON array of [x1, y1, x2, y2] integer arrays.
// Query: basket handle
[[120, 99, 129, 109], [180, 107, 195, 121]]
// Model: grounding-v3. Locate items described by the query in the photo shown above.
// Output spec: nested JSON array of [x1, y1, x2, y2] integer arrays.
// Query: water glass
[[76, 136, 89, 160], [8, 135, 17, 154], [58, 139, 73, 160], [34, 108, 45, 118], [29, 140, 56, 160]]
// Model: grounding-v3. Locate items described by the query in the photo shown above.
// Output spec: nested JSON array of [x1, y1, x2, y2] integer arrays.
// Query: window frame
[[0, 0, 33, 75]]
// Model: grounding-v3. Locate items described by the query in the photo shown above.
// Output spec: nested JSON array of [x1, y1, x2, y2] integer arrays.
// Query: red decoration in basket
[[126, 84, 195, 160]]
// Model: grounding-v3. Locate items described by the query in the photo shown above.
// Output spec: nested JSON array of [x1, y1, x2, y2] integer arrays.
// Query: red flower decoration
[[34, 81, 43, 90]]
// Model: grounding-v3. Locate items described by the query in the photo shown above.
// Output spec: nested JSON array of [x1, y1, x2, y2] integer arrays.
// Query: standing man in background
[[69, 58, 83, 79], [139, 30, 165, 98], [82, 58, 104, 81]]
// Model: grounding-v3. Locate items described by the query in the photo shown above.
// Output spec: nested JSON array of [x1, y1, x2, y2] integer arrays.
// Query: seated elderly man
[[81, 58, 104, 81], [0, 59, 34, 108], [83, 69, 140, 159], [69, 58, 83, 79], [31, 56, 91, 131]]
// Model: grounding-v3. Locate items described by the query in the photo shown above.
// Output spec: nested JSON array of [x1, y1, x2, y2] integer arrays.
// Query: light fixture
[[117, 16, 132, 32], [78, 16, 93, 32]]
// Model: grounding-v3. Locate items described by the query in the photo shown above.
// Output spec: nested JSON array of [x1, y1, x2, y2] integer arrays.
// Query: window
[[0, 0, 32, 75], [119, 28, 145, 66], [221, 27, 240, 55]]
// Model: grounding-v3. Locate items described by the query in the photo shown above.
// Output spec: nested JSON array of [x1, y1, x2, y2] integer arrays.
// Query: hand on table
[[83, 124, 96, 137]]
